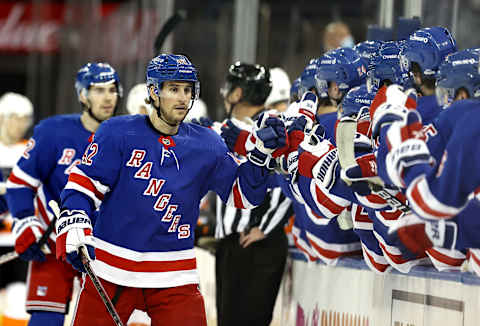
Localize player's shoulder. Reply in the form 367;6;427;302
447;99;480;113
449;101;480;138
182;122;224;144
35;113;82;134
97;115;146;135
37;113;81;128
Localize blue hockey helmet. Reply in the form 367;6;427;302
146;54;200;105
75;62;123;99
354;40;384;70
299;58;319;97
367;41;413;93
339;84;375;120
314;47;367;99
435;48;480;107
401;26;457;78
290;77;301;103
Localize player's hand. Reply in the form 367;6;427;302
12;216;51;262
283;91;318;129
369;85;417;140
56;209;95;273
388;213;458;259
246;113;287;169
297;126;336;190
295;91;318;130
280;123;326;180
341;152;378;196
221;119;250;156
381;110;433;188
239;227;266;248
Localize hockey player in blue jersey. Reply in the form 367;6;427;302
371;49;480;270
5;62;121;326
56;54;286;326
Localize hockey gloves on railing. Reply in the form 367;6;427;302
12;216;51;262
388;213;458;259
278;92;320;176
245;113;287;170
56;209;95;273
374;107;433;188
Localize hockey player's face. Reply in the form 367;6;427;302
328;81;342;105
158;81;193;124
4;114;31;142
87;83;118;121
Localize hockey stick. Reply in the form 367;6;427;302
153;10;187;55
336;119;411;213
48;201;124;326
0;206;57;266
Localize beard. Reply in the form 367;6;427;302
158;105;188;126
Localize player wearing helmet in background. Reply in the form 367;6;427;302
0;92;33;326
354;40;384;69
56;54;286;325
126;83;149;115
265;67;292;112
5;62;121;326
401;26;457;124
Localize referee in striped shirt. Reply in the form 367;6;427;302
215;62;293;326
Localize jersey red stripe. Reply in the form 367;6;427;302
232;180;245;209
426;248;465;267
95;248;197;273
410;180;452;219
8;172;37;190
68;173;105;201
314;185;345;215
363;248;389;273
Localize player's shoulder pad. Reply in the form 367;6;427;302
95;115;142;136
185;122;225;142
454;103;480;136
34;113;82;134
184;122;229;155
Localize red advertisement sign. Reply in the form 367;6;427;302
0;2;118;52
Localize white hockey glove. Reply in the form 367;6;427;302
55;209;95;273
369;84;418;139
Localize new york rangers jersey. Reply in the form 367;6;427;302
6;114;92;237
399;99;480;220
416;95;441;126
61;115;270;288
316;112;337;145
